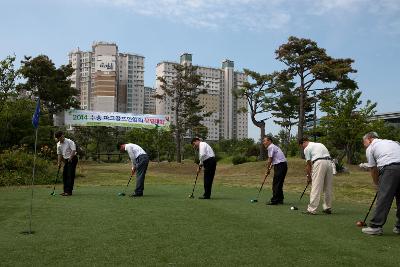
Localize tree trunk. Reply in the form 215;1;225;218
258;122;267;160
346;143;355;164
175;133;181;163
298;85;305;142
174;108;181;163
298;82;306;159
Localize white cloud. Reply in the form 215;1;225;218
86;0;292;31
83;0;400;33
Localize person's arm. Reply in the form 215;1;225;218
306;160;312;183
69;140;77;161
265;157;273;175
198;143;206;167
370;166;379;186
57;154;63;168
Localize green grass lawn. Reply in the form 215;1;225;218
1;160;399;266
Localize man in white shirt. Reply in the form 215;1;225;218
361;132;400;235
191;137;216;199
298;137;333;215
119;143;149;197
55;131;78;196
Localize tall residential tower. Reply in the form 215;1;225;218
155;53;248;140
68;41;144;113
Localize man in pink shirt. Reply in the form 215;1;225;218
263;136;288;205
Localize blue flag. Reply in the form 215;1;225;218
32;98;40;129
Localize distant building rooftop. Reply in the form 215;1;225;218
371;112;400;128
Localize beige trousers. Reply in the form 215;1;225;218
307;160;334;213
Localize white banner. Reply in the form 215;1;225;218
95;55;116;71
64;109;170;129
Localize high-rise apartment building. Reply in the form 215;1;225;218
155;53;248;140
68;41;144;113
144;87;156;114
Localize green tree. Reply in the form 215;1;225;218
156;63;210;163
0;55;19;113
270;75;299;155
275;36;357;143
18;55;80;122
237;69;277;160
318;89;377;164
0;98;53;151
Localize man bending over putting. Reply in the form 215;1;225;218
55;131;78;196
191;137;216;199
361;132;400;235
298;137;333;215
119;143;149;198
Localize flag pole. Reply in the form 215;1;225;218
27;127;39;234
21;98;40;235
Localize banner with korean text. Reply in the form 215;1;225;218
64;109;170;129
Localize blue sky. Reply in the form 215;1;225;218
1;0;399;140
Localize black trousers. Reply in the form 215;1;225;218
203;157;216;198
370;164;400;228
63;156;78;194
134;154;149;195
270;161;288;204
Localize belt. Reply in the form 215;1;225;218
204;157;215;162
312;157;331;164
384;162;400;167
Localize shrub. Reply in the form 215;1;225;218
232;155;247;165
0;148;56;186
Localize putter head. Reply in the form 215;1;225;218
250;199;258;203
188;194;194;199
118;192;126;196
50;192;56;196
290;206;298;210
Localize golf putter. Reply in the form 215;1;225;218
188;166;201;199
290;181;310;210
356;191;378;227
118;175;133;196
50;165;61;196
250;171;270;203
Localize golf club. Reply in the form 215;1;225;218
356;191;378;227
290;181;310;210
250;171;270;203
50;165;61;196
188;166;201;198
118;175;133;196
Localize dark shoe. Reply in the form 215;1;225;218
302;211;317;215
60;192;71;196
129;193;143;198
322;208;332;214
198;196;210;199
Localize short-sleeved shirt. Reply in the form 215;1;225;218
267;143;287;165
199;142;215;165
366;139;400;168
125;144;147;164
304;142;330;162
57;138;76;159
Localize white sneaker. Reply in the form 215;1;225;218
393;227;400;234
362;227;383;235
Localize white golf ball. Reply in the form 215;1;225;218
290;207;295;210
